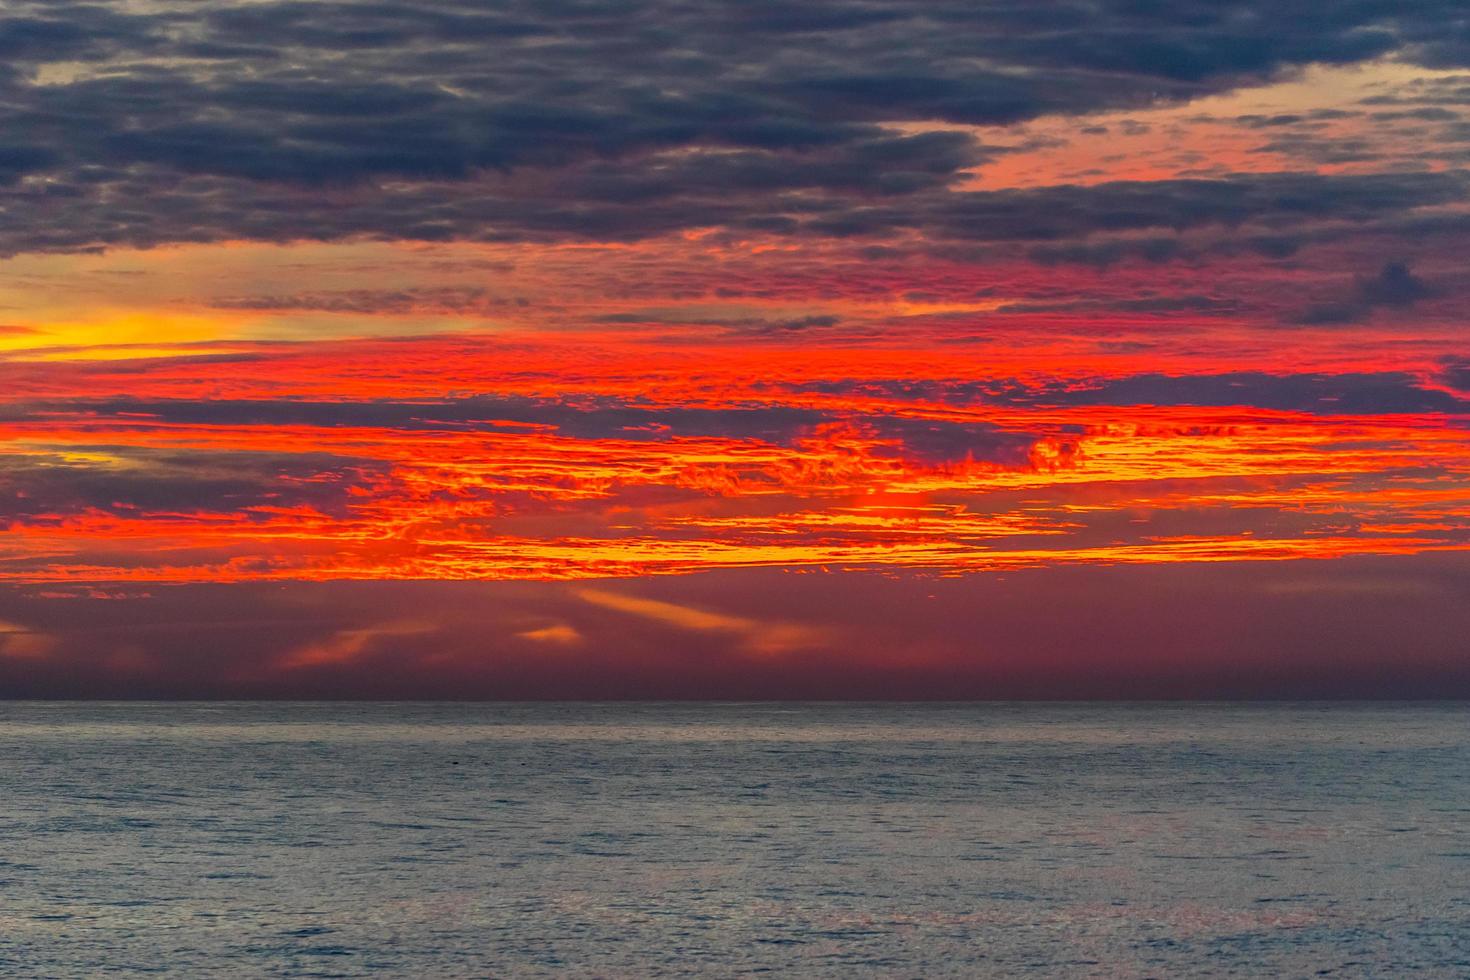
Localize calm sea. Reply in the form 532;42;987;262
1;702;1467;978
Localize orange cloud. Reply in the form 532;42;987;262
576;587;829;655
0;620;57;660
517;623;584;646
279;620;439;669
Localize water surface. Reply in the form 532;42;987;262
2;702;1467;977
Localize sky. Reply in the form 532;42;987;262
1;0;1469;697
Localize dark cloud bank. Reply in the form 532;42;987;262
0;0;1468;256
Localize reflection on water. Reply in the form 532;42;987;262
1;702;1467;977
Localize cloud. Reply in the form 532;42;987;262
1356;261;1436;307
1;394;824;442
0;448;391;523
1442;358;1470;392
576;586;826;655
517;623;583;646
209;287;527;316
924;174;1464;242
597;311;845;335
2;393;1044;464
279;619;438;669
996;294;1238;316
0;1;1464;256
0;618;56;659
1033;371;1470;414
789;372;1470;415
1296;261;1441;324
860;417;1037;466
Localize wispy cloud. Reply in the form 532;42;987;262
279;620;439;669
576;588;828;655
517;623;583;646
0;619;56;659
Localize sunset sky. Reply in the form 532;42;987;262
2;0;1469;697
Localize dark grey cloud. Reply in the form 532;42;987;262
1296;261;1441;324
1357;261;1436;306
995;294;1240;316
0;0;1467;256
0;395;827;441
965;174;1465;268
1250;134;1384;165
1361;75;1470;107
593;311;843;334
1399;18;1470;69
11;161;1455;261
1040;371;1470;414
1025;237;1189;267
1370;107;1463;122
909;173;1466;243
0;448;389;523
1441;358;1470;392
860;417;1037;467
786;371;1470;415
210;287;530;315
0;394;1041;466
0;145;56;185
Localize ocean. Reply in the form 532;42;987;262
1;702;1466;978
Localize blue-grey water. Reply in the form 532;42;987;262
1;703;1467;978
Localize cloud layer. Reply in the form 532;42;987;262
1;1;1469;257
